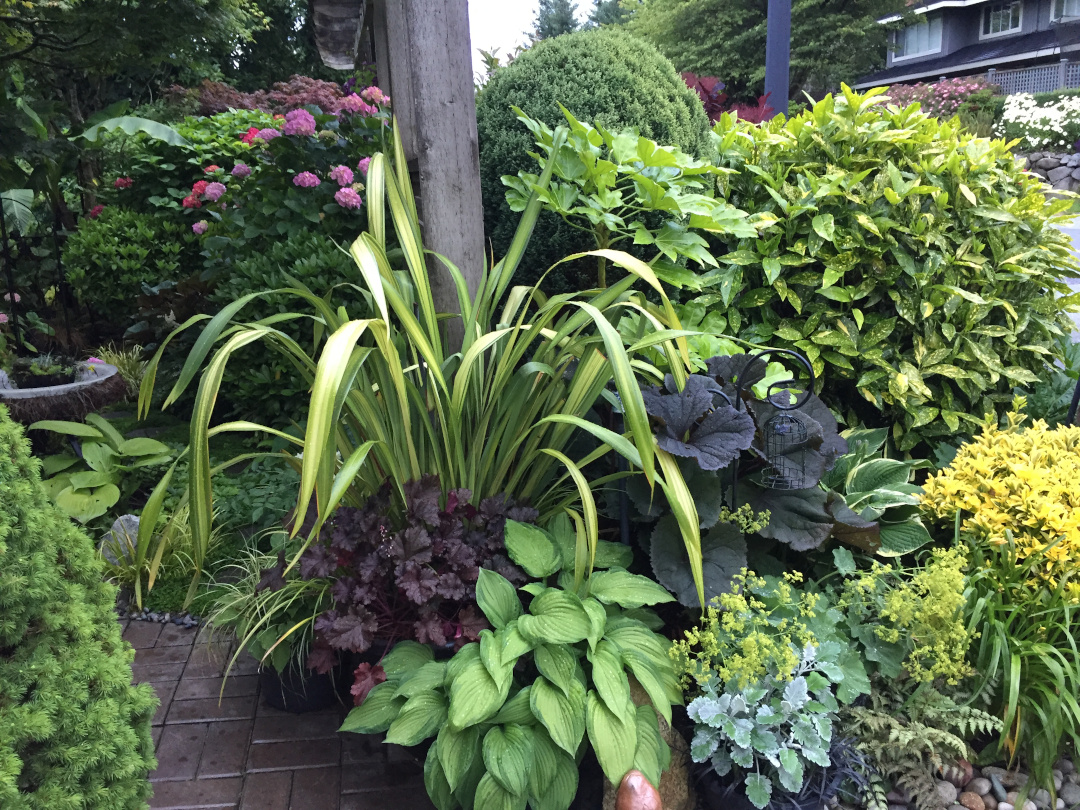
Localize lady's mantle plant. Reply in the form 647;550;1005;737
342;518;681;810
674;572;870;809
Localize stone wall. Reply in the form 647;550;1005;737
1020;152;1080;192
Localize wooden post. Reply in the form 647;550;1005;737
375;0;487;330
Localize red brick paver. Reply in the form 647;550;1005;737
123;621;434;810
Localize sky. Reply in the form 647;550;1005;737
467;0;591;78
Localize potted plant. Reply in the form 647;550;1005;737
10;353;78;388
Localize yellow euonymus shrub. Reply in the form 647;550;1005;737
921;404;1080;597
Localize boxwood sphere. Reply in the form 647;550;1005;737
476;28;713;294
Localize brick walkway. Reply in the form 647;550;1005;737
123;620;435;810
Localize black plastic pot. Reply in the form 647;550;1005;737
259;660;339;714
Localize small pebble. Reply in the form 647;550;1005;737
1058;801;1065;810
888;790;912;805
991;775;1009;803
961;792;986;810
162;612;170;623
999;803;1015;810
951;805;968;810
969;779;993;797
1008;793;1020;805
1059;761;1076;776
985;795;999;810
1035;789;1052;808
1056;773;1065;792
888;804;908;810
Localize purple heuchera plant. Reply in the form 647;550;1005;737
296;475;533;676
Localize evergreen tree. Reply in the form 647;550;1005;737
589;0;630;26
531;0;580;41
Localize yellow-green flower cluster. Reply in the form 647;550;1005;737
671;570;820;690
840;548;974;684
921;407;1080;599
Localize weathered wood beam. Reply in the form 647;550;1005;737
375;0;486;327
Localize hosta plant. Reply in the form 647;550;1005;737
341;519;680;810
709;85;1080;452
137;121;707;608
30;414;173;523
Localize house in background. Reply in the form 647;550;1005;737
854;0;1080;94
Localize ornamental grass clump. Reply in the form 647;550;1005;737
0;406;157;809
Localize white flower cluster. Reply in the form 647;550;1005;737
996;93;1080;150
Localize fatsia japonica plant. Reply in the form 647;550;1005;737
136;120;709;607
342;517;682;810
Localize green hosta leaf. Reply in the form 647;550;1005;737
385;692;447;746
424;743;456;810
535;644;578;698
517;589;592;645
118;437;172;457
528;726;561;798
394;661;447;698
437;724;481;792
587;568;675;609
481;629;514;693
504;520;562;578
448;653;506;730
530;739;578;810
620;650;675;724
474;772;527;810
877;519;933;557
493;686;534;725
530;677;587;756
592;540;634;570
589;640;634;723
498;620;534;664
340;682;405;734
848;458;911;491
633;706;671;789
483;724;534;796
745;772;773;809
54;483;121;523
476;568;522;629
381;641;434;681
581;597;607;652
586;690;638;785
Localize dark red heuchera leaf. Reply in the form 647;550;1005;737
306;641;339;675
457;605;487;643
398;561;440;604
404;475;441;526
414;609;447;647
318;610;379;652
299;543;337;580
351;663;386;706
256;550;286;593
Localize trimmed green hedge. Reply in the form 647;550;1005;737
0;405;157;810
476;28;712;293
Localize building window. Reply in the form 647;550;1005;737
1054;0;1080;19
894;14;943;59
982;1;1022;36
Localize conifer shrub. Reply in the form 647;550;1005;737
476;28;713;293
0;405;157;809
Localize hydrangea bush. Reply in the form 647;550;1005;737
884;77;998;119
995;92;1080;150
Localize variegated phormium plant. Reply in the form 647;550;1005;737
135;122;712;607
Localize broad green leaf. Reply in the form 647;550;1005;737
437;724;481;792
29;420;104;439
530;746;578;810
493;686;534;725
535;644;578;698
381;641;434;680
449;655;507;730
530;677;587;756
474;772;527;810
483;724;534;796
632;706;670;789
79;116;189;146
424;743;456;810
385;692;447;746
476;568;523;629
586;690;638;784
394;661;447;698
517;589;592;645
55;483;120;523
745;773;773;809
812;213;835;240
587;567;675;609
877;519;933;557
504;520;562;579
340;682;405;733
590;640;634;724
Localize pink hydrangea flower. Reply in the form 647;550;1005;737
329;165;354;186
337;94;378;116
114;176;133;189
191;180;209;196
87;357;104;364
335;187;363;209
254;127;281;142
283;108;317;137
182;195;201;209
88;204;105;218
0;313;8;324
204;182;226;202
204;165;221;174
192;220;209;235
357;157;371;176
232;163;251;178
3;292;20;303
361;86;389;105
293;171;321;188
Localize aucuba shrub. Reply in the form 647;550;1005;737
0;406;158;809
710;86;1080;452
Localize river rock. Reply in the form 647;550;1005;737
999;804;1015;810
1060;782;1080;807
1029;152;1044;162
1058;760;1076;776
1049;166;1074;184
938;781;961;805
1037;157;1061;169
99;514;140;566
1035;789;1052;808
615;771;662;810
962;792;987;810
985;795;999;810
969;779;993;797
888;789;913;805
1055;772;1065;792
986;768;1027;789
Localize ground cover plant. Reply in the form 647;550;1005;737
0;406;157;808
996;92;1080;151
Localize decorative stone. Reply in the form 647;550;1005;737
1048;165;1073;183
888;789;912;805
945;762;977;790
99;515;140;566
985;795;999;810
888;804;909;810
991;775;1009;802
998;803;1015;810
953;804;970;810
1036;157;1060;169
986;768;1027;789
1025;801;1038;810
1035;789;1052;808
615;771;662;810
1058;800;1066;810
939;781;961;806
1029;151;1044;162
969;779;993;797
961;792;987;810
1060;782;1080;807
1057;760;1076;776
1055;772;1065;792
